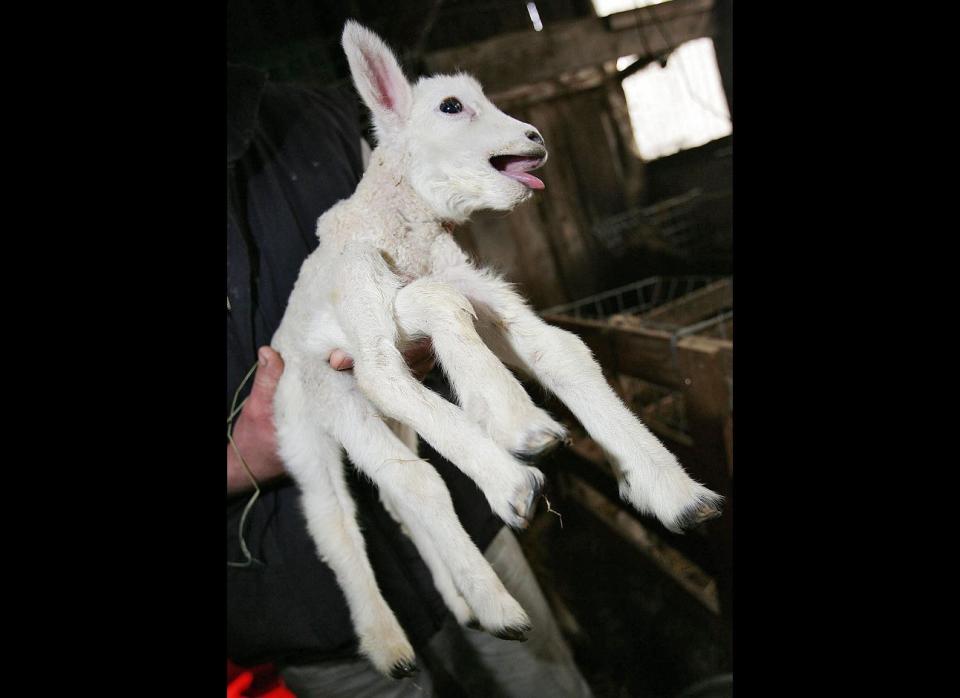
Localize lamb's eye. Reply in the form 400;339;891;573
439;97;463;114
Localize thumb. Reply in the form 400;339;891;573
251;346;285;401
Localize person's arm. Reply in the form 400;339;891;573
228;341;435;496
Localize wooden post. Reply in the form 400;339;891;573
676;336;732;649
676;336;732;493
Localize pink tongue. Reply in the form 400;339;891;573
505;171;545;190
502;158;545;190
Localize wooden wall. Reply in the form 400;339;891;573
432;0;729;309
456;81;648;309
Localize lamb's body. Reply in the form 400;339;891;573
267;21;723;679
271;147;557;676
274;146;453;362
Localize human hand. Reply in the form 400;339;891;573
329;338;435;380
228;341;436;495
227;347;286;496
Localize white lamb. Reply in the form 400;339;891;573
270;20;723;678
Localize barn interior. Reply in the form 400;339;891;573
228;1;734;695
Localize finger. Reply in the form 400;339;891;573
403;339;433;367
404;338;433;360
251;346;285;400
329;349;355;371
410;356;436;380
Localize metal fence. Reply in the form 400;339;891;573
542;274;717;320
542;275;733;433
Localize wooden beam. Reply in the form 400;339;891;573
489;66;609;110
543;313;731;390
568;421;704;490
566;474;720;615
640;394;695;447
567;429;613;474
425;0;716;98
642;278;732;326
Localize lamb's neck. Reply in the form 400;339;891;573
353;147;447;246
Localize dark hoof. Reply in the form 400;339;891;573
671;499;724;533
506;511;530;531
389;660;419;679
512;429;568;462
466;619;482;631
508;476;544;529
492;622;532;642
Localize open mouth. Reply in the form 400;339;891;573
489;153;546;191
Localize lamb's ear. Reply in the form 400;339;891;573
342;21;412;137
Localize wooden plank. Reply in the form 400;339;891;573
640;395;695;448
489;66;608;110
676;337;732;493
524;97;607;302
466;205;568;310
543;313;731;390
460;92;628;307
673;339;733;642
642;278;732;326
567;429;613;474
544;313;679;387
566;474;720;615
425;0;716;97
604;79;646;203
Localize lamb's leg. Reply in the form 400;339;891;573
383;487;477;627
334;245;544;529
379;420;475;627
395;278;566;458
439;263;724;533
273;364;417;678
316;366;532;639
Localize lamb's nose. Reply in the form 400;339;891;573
526;131;544;145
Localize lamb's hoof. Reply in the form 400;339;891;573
507;470;544;529
466;619;482;631
667;497;724;534
389;660;419;680
492;622;531;642
513;426;569;462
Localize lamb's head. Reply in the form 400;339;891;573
342;21;548;222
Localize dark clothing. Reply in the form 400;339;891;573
226;65;503;667
227;64;363;412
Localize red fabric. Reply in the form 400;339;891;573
227;660;296;698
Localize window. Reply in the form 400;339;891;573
620;37;731;161
591;0;671;16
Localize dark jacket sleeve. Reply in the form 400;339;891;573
226;67;502;667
